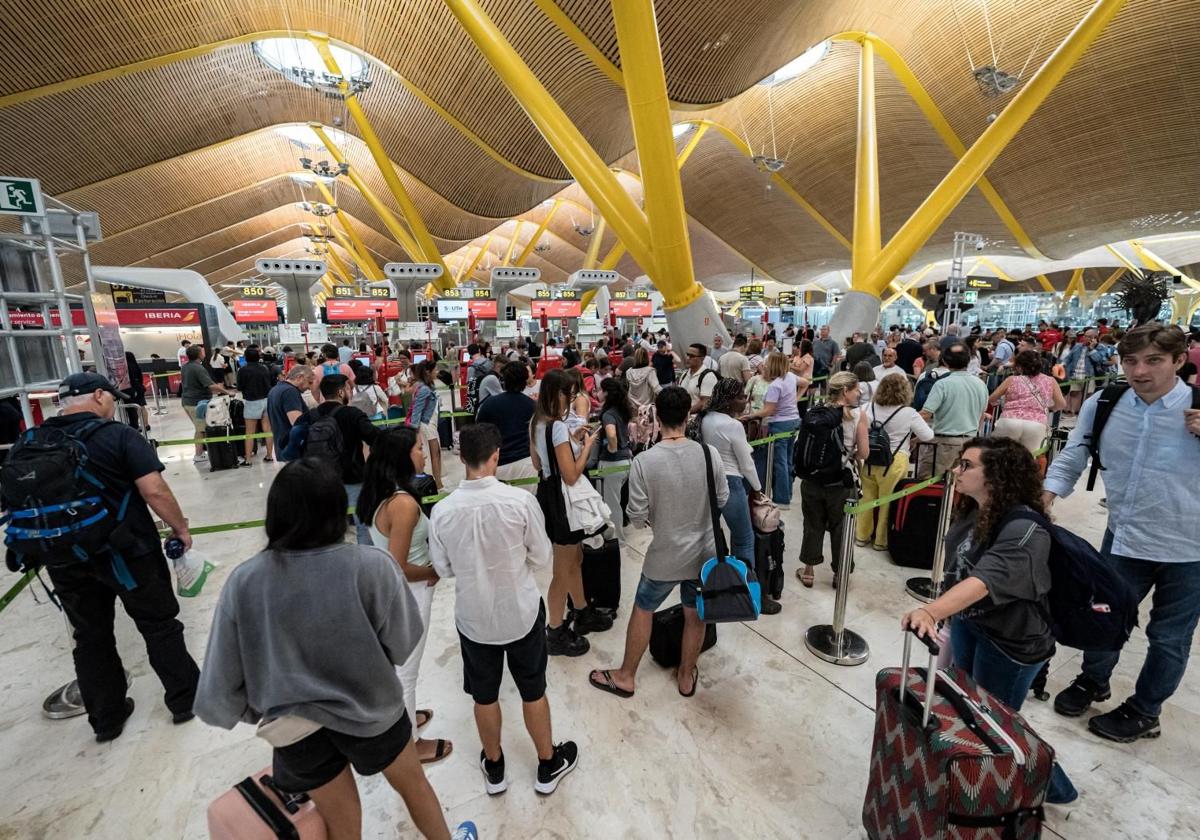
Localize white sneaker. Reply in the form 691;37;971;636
192;453;209;463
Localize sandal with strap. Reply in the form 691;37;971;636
415;709;433;728
678;666;698;698
588;669;634;698
418;738;453;764
796;566;815;588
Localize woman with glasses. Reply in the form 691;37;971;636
900;436;1077;805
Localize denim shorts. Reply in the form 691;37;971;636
634;574;700;612
242;398;267;420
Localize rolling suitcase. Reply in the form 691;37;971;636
582;536;621;615
207;766;327;839
205;425;239;472
648;604;717;668
886;479;945;569
437;414;453;450
862;630;1053;840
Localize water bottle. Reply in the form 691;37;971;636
164;537;186;560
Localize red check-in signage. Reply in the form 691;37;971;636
232;299;279;323
610;300;653;317
531;300;582;318
468;299;497;319
326;298;400;321
8;306;202;327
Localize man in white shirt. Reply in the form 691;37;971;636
678;343;718;411
176;339;191;369
872;347;901;384
718;334;753;382
429;423;578;797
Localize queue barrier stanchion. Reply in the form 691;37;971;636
904;469;957;603
803;497;869;667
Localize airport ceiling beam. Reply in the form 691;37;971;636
309;33;452;289
881;263;937;308
321;238;356;286
502;222;524;267
310;178;385;281
457;235;494;284
514;202;560;267
859;0;1129;299
442;0;655;278
1127;240;1200;291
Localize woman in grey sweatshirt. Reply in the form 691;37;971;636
194;459;475;840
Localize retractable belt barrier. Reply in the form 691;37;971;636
154;411;476;447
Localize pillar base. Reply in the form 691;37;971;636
664;292;730;352
828;290;882;340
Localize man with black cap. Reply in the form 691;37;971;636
35;373;200;742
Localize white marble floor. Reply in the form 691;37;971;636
0;404;1197;839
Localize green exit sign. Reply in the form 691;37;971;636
0;177;44;217
963;290;978;304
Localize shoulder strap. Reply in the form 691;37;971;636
1085;384;1130;491
544;422;561;480
700;442;729;560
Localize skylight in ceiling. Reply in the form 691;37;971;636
672;123;693;139
758;41;830;86
254;38;367;90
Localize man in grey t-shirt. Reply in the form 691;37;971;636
812;324;841;372
587;386;726;700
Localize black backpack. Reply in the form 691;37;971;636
793;405;847;486
302;406;345;464
865;404;906;469
1085;383;1200;490
466;372;482;416
912;368;946;411
995;509;1138;651
1;419;132;574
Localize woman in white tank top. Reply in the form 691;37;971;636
358;427;451;765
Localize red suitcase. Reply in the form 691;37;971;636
207;766;327;839
862;631;1053;840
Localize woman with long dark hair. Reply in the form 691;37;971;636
195;459;476;840
529;368;608;657
358;428;452;765
597;377;633;542
901;436;1077;804
407;362;443;488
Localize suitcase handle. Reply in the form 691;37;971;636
234;777;300;840
899;629;940;728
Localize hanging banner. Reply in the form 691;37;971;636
89;293;130;390
232;299;280;323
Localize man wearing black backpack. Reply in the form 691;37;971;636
311;374;381;544
1044;324;1200;744
3;373;200;742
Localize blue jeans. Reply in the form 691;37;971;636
344;482;372;546
1081;531;1200;718
951;618;1076;803
722;476;755;566
767;418;800;505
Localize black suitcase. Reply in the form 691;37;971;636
205;425;240;472
649;604;717;668
886;478;946;569
582;537;621;614
438;415;452;450
753;527;785;600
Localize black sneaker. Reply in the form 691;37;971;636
1054;674;1111;717
171;710;195;725
534;741;579;795
760;596;782;616
546;624;590;657
572;605;613;635
479;750;507;795
95;698;135;743
1088;701;1161;743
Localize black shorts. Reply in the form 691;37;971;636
271;713;412;793
459;601;548;705
536;477;583;545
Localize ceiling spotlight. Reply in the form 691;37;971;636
305;202;337;217
973;66;1020;97
534;239;551;253
574;223;595;237
752;155;787;173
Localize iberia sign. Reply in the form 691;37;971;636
232;299;280;323
9;306;201;327
325;298;400;321
531;300;582;318
610;300;653;317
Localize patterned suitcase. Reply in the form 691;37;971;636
862;631;1053;840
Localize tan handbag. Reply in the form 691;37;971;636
749;491;782;533
255;715;322;748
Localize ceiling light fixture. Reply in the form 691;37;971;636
758;41;830;86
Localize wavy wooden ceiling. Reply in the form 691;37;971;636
2;0;1197;298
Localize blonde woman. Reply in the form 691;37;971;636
744;352;808;508
796;372;868;588
855;374;933;550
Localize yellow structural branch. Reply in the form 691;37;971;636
321;237;356;285
860;0;1129;296
310;34;451;290
1128;241;1200;291
881;263;937;308
442;0;655;277
1104;243;1144;278
457;236;493;283
1094;267;1125;297
502;222;523;266
851;37;881;293
310;179;384;280
514;202;560;267
611;0;700;309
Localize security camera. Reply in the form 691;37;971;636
974;240;985;251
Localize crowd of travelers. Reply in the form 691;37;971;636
8;314;1199;838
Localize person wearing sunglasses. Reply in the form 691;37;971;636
900;436;1077;805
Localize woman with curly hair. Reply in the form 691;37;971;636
901;436;1077;804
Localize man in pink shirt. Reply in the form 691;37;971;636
311;343;355;400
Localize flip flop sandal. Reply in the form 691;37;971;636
419;738;453;765
415;709;433;728
678;666;698;698
588;669;634;698
796;567;815;588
